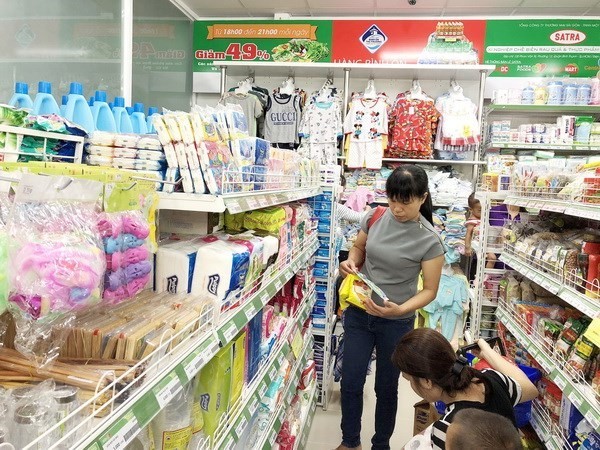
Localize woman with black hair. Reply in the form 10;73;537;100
392;328;538;450
336;165;445;450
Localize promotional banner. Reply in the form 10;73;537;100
331;20;487;65
193;20;333;71
193;19;599;77
484;19;600;78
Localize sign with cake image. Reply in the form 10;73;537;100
418;21;480;65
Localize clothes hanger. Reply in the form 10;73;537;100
280;77;295;95
234;77;253;95
363;78;377;100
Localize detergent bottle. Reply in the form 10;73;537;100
112;97;133;133
88;96;95;106
130;102;148;134
147;106;159;133
64;82;95;133
59;95;68;117
8;82;34;109
91;90;117;132
32;81;60;116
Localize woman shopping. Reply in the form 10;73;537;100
337;165;445;450
392;328;539;450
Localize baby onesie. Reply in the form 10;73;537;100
343;98;388;169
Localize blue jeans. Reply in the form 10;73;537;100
340;306;414;450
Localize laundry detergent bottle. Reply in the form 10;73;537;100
112;96;133;133
91;90;117;132
147;106;159;133
59;95;68;117
32;81;60;116
8;82;34;109
64;82;95;133
130;102;148;134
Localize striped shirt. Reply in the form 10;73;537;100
338;203;366;223
430;369;523;450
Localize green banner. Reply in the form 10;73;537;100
193;20;333;72
484;19;600;77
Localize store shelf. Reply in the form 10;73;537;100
496;305;600;431
487;142;600;153
71;237;318;450
487;104;600;114
215;61;495;81
214;290;315;449
504;194;600;222
0;124;85;163
216;237;319;345
475;190;509;202
157;186;320;213
530;399;569;450
296;382;319;450
499;250;599;319
258;335;314;450
338;155;486;165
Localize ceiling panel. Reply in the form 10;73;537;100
308;0;375;7
449;0;520;6
520;0;597;6
516;7;591;14
242;0;308;8
376;0;447;8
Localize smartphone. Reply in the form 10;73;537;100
459;337;506;356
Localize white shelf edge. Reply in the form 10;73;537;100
338;155;487;165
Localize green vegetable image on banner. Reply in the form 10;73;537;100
193;20;333;72
484;19;600;78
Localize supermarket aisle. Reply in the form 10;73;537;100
306;372;421;449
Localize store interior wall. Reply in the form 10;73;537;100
0;0;192;112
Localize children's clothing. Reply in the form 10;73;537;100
344;98;388;169
264;93;302;147
299;100;342;165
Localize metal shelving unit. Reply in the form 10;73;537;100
0;124;85;163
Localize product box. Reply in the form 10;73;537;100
559;396;584;436
159;209;220;236
413;401;440;435
230;329;247;405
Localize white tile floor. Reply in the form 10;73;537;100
306;373;421;449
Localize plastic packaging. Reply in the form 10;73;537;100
131;103;148;134
112;97;134;134
7;174;105;365
32;81;60;116
151;380;193;450
8;82;33;109
147;106;159;133
91;90;117;132
64;82;95;133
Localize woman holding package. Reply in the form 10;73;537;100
337;165;445;450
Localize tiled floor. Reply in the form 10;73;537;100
306;373;421;449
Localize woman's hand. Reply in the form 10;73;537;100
340;259;359;277
476;338;494;360
363;297;404;318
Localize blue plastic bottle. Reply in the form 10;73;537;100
112;97;133;133
59;95;68;117
64;82;95;133
147;106;159;133
130;103;148;134
32;81;60;116
91;90;117;132
89;96;95;106
126;106;134;115
8;82;34;109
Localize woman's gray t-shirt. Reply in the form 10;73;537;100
360;208;445;319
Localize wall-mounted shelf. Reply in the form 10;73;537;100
487;142;600;153
487;104;600;114
504;194;600;222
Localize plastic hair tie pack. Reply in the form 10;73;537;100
8;174;105;319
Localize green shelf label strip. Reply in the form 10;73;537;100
225;187;320;214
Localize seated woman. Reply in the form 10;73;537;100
392;328;538;450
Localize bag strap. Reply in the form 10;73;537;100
367;206;387;231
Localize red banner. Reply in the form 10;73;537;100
331;20;487;65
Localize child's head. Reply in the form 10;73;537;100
446;409;522;450
391;328;479;402
468;192;482;218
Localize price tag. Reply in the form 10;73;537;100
259;383;268;398
223;323;238;342
569;392;584;410
235;417;248;438
270;367;278;381
257;197;269;208
102;415;141;450
269;431;277;447
245;304;257;322
588;413;600;431
184;351;206;381
261;291;270;304
249;397;259;415
246;197;259;210
154;375;182;409
291;330;303;359
554;374;567;391
278;354;285;367
228;200;241;214
223;436;236;450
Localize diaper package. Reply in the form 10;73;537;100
243;207;287;234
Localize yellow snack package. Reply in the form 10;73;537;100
339;274;372;311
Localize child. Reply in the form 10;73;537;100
446;409;522;450
392;328;538;450
465;192;497;269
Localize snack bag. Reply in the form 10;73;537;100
339;274;372;311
